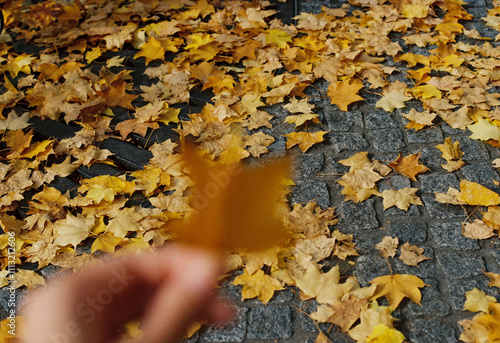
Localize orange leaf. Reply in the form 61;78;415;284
327;78;364;111
171;144;291;251
388;152;430;181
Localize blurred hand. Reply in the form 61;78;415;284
20;245;233;343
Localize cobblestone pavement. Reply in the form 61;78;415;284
1;0;499;342
191;1;500;342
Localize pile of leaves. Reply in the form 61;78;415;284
2;0;500;341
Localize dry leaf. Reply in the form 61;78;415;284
464;288;497;313
399;242;430;267
232;269;283;304
389;153;430;181
381;188;423;211
375;236;399;258
370;274;428;309
463;220;495;240
284;131;328;153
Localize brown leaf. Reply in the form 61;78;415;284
375;236;399;258
389;152;430;181
399;242;430;267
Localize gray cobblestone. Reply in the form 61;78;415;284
297;153;325;178
437;253;485;280
406;127;444;144
421;194;466;219
202;306;248;342
408;319;458;343
389;222;427;243
402;279;451;317
459;137;490;161
461;163;500;187
447;277;497;310
430;222;480;251
329;132;369;153
364;110;399;129
353;255;392;286
247;306;293;340
291;180;330;208
324;109;363;132
366;129;406;153
393;247;435;278
420;174;460;194
378;175;411;191
338;199;379;231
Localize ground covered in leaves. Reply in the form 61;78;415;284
2;0;500;342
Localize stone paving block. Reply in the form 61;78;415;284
430;222;480;251
421;194;466;220
297;299;337;334
326;157;350;175
291;180;330;209
366;129;406;153
338;199;379;231
405;127;444;144
436;253;485;280
299;0;332;13
408;319;458;343
447;277;497;310
383;203;421;217
247;306;293;340
389;222;427;243
378;175;411;191
402;279;451;317
353;255;392;286
202;306;248;342
329;132;369;154
459;137;490;161
418;147;446;169
324;109;363;132
297;153;325;178
420;173;460;193
461;163;500;187
245;288;295;305
393;247;435;279
364;110;399;129
267;135;286;157
352;231;387;255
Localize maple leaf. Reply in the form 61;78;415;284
284;131;328;153
381;188;423;211
457;180;500;206
12;269;46;291
244;132;275;157
52;213;95;248
468;117;500;142
134;37;165;65
370;274;428;309
284;113;320;127
328;294;369;332
365;324;405;343
265;29;292;48
463;220;495;240
327;79;364;111
283;97;315;113
231;269;283;304
375;236;398;258
388;152;429;181
348;301;396;343
464;288;497;313
399;242;429;267
484;271;500;289
436;137;465;172
0;111;31;131
295;264;357;305
172;144;290;251
375;90;412;112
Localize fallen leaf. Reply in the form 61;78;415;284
370;274;428;309
284;131;328;153
375;90;412;112
375;236;399;258
327;78;364;111
464;288;497;313
463;220;495;240
436;137;465;172
399;242;429;267
365;324;405;343
232;269;283;304
381;188;423;211
468;117;500;142
457;180;500;206
389;152;430;181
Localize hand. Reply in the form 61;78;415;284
20;245;233;343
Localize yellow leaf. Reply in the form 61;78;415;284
134;37;165;65
464;288;497;313
484;271;500;288
327;79;364;111
375;236;399;258
381;188;423;211
399;242;430;267
348;301;396;343
370;274;428;310
436;137;465;172
284;131;328;153
468;117;500;142
265;29;292;49
52;213;95;248
284;113;320;127
185;33;214;50
411;84;442;100
91;232;122;254
366;324;405;343
85;47;102;63
375;90;412;112
232;269;283;304
13;269;45;291
457;180;500;206
172;144;291;251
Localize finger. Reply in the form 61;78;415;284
137;251;222;343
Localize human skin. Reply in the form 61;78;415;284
20;245;233;343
